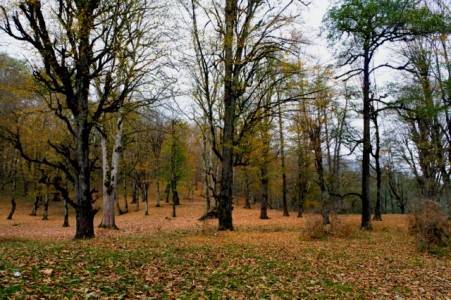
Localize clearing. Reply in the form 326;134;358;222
0;198;449;299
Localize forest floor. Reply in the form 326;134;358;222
0;197;450;299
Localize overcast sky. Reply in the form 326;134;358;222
0;0;401;92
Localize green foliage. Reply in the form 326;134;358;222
324;0;450;55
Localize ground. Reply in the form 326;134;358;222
0;197;449;299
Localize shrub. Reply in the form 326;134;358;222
409;200;450;255
304;214;354;239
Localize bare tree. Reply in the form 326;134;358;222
0;0;163;238
186;0;309;230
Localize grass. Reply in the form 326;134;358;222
0;200;450;299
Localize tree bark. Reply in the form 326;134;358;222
132;181;138;204
243;170;251;209
74;116;95;239
42;194;49;221
63;198;69;227
172;184;178;218
123;178;128;214
372;107;382;221
361;51;372;230
7;153;18;220
143;183;149;216
99;115;124;229
30;195;40;216
217;0;236;231
260;164;270;220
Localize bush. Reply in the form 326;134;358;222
304;214;354;239
409;200;450;255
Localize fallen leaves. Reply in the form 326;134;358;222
40;268;53;276
0;201;449;299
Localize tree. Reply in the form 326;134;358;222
0;0;168;238
161;120;188;218
95;0;172;228
0;54;34;220
277;103;289;216
324;0;447;229
395;39;449;202
187;0;307;230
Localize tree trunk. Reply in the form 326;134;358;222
143;183;149;216
260;164;270;220
296;126;307;218
132;180;138;204
361;52;372;230
74;116;95;239
7;195;16;220
99;132;114;228
63;198;69;227
165;183;170;203
217;0;236;231
311;124;329;225
30;195;40;216
278;105;289;216
171;180;178;218
372;110;382;221
7;153;18;220
99;115;124;229
297;194;304;218
123;178;128;214
42;194;49;220
202;132;212;212
135;184;140;211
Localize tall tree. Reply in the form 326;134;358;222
324;0;446;229
277;103;289;216
187;0;307;230
0;0;160;238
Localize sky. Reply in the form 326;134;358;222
0;0;401;98
0;1;334;60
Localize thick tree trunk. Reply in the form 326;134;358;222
74;116;95;239
217;0;236;231
278;105;289;216
99;116;123;229
75;205;95;239
361;52;372;230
